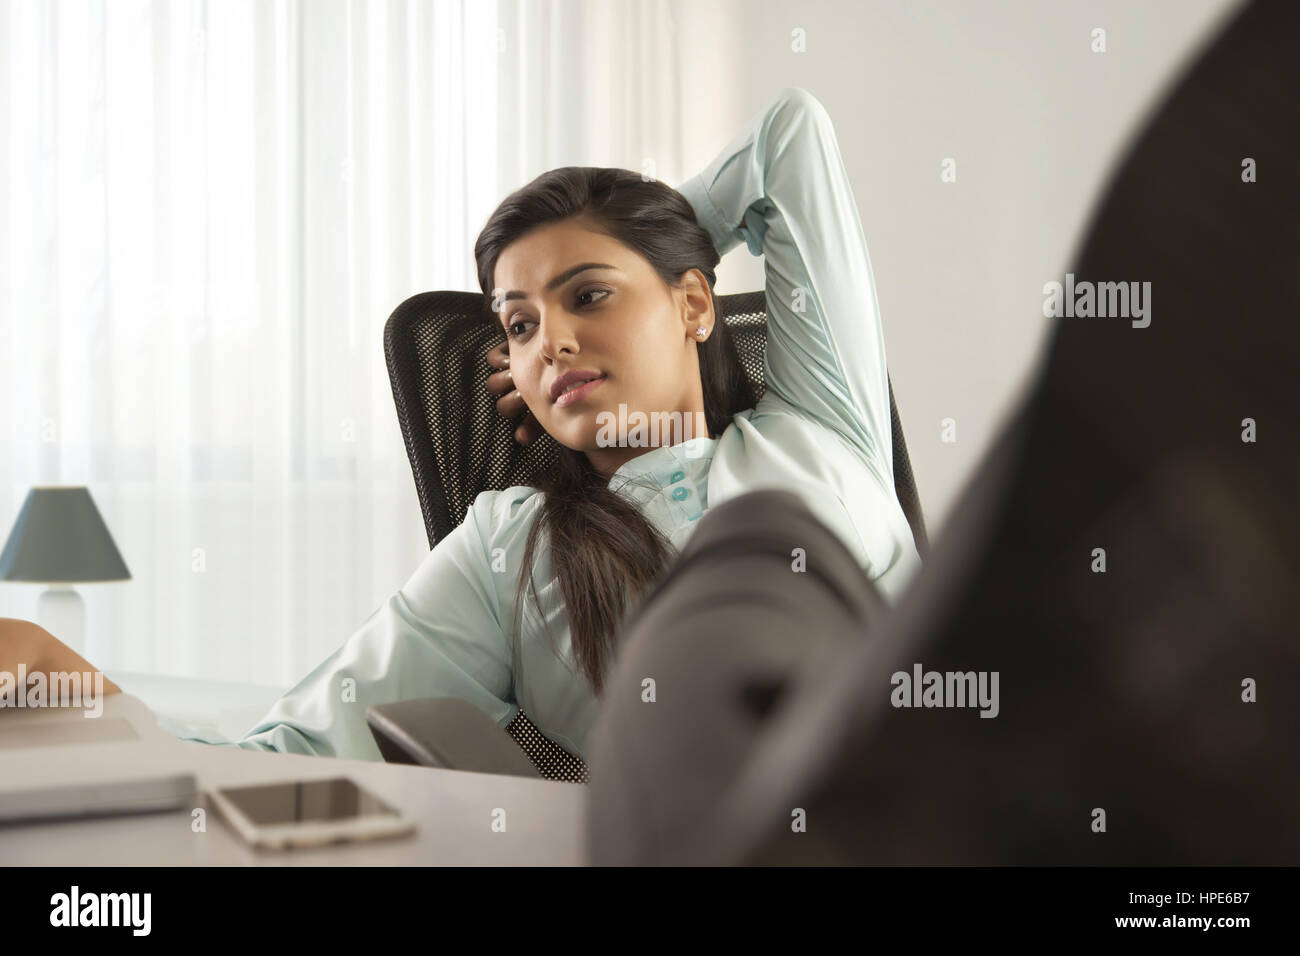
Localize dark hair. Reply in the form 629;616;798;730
474;166;757;695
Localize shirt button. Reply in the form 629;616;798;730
670;470;685;483
672;487;689;501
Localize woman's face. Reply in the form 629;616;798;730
492;216;715;478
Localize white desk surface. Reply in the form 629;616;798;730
0;693;590;866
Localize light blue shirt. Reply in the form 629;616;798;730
163;87;921;764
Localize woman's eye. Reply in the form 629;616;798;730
505;288;610;339
577;287;611;307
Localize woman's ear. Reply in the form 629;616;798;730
679;268;715;335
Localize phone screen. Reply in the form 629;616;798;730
215;777;400;826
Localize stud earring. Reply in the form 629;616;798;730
695;326;708;339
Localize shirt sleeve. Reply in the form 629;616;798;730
165;490;519;761
676;86;894;484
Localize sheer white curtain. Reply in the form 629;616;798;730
0;0;683;688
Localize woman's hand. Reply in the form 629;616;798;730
0;617;122;701
485;341;542;447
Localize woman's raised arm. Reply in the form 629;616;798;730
676;87;895;488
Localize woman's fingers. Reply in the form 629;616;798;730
484;340;540;446
514;412;542;446
485;340;510;371
500;391;543;446
492;378;527;417
485;366;514;397
484;343;526;416
484;341;513;396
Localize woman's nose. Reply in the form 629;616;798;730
538;311;581;358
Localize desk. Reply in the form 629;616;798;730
0;694;589;865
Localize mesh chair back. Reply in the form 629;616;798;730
383;289;929;782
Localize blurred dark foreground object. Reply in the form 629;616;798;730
586;0;1300;864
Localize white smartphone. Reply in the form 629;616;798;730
209;777;416;850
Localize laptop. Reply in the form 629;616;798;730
0;692;197;823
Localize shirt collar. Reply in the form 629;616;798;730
606;435;718;491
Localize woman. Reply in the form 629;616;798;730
3;87;921;766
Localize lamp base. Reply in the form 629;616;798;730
37;586;85;657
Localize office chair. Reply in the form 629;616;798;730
380;289;928;782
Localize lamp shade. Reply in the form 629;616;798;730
0;486;131;584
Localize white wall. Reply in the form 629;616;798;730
673;0;1245;536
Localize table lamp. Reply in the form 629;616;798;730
0;485;131;656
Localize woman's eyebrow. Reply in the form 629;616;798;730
501;263;619;305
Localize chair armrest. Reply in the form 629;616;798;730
365;698;542;779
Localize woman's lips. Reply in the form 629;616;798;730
554;375;607;408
